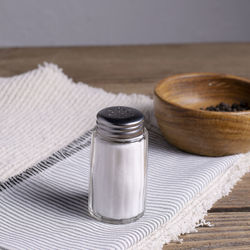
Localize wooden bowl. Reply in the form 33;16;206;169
154;73;250;156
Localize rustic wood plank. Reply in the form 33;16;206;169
210;172;250;211
1;44;250;249
164;212;250;249
1;43;250;96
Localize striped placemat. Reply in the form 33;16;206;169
0;64;249;250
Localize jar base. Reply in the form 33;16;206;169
89;208;144;224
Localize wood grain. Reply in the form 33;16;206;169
164;212;250;250
211;172;250;211
1;43;250;96
154;73;250;156
1;43;250;249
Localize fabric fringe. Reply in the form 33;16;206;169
0;130;93;191
130;152;250;250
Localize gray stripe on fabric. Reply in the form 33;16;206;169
0;127;241;250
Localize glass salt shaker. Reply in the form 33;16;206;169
88;106;148;224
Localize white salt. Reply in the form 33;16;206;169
91;136;146;220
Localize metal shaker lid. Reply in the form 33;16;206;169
96;106;145;141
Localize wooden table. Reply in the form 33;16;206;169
1;44;250;249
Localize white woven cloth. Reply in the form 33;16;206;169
0;63;249;250
0;63;152;182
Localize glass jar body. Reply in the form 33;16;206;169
88;128;148;224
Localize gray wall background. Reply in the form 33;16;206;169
0;0;249;47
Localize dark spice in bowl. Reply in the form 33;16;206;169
201;102;250;112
